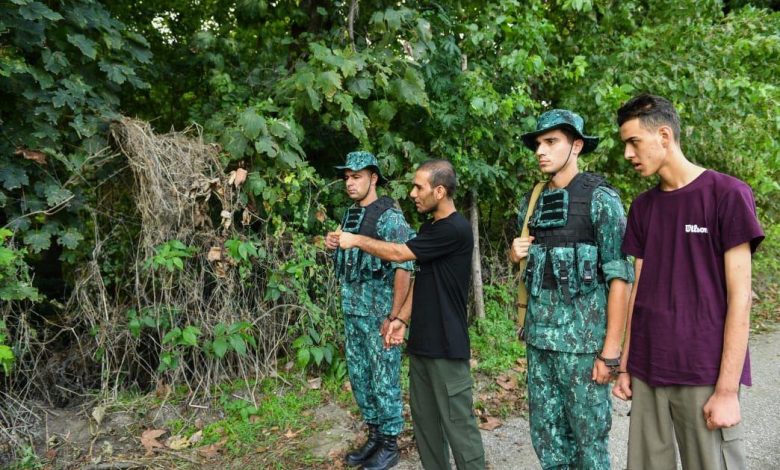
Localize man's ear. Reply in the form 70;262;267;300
434;185;445;200
370;172;379;186
658;126;674;147
573;138;584;155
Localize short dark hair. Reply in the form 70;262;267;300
617;94;681;143
418;159;457;198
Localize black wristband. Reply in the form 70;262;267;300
390;316;408;327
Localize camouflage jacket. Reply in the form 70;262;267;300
338;205;415;317
516;184;634;353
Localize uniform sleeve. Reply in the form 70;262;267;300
377;208;416;271
591;187;634;283
717;182;765;253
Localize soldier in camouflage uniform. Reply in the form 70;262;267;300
509;110;634;469
325;151;414;470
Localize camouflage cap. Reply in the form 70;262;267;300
521;109;599;154
334;151;387;185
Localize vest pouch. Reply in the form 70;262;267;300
524;244;547;297
360;253;389;280
576;243;599;295
550;246;578;304
531;189;569;229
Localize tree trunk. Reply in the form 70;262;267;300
470;190;486;320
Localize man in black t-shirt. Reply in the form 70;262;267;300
338;160;486;470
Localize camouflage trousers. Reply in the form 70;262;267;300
527;345;611;470
344;314;403;436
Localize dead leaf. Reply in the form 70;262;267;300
197;438;226;459
91;405;106;426
188;430;203;445
496;374;517;391
342;381;352;392
167;435;190;450
220;210;232;219
45;449;57;460
155;381;172;399
315;210;327;223
241;208;251;226
284;361;294;372
284;428;304;439
194;418;204;430
207;246;222;262
15;148;47;165
233;168;248;187
140;429;166;456
307;377;322;389
478;416;502;431
469;358;479;369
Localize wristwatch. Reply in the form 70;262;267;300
596;352;621;377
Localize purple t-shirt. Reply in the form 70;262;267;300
622;170;764;387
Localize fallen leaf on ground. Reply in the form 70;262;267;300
188;430;203;445
140;429;166;456
284;428;304;438
496;374;517;391
197;438;226;459
91;406;106;425
478;416;502;431
207;246;222;261
307;377;322;389
167;434;190;450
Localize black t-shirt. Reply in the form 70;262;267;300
405;211;473;359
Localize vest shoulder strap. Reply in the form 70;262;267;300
358;196;397;239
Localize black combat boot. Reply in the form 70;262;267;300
345;423;381;466
361;434;399;470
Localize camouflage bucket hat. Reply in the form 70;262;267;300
334;151;387;185
521;109;600;155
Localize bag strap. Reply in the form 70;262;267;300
516;181;546;341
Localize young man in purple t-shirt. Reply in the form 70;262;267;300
613;94;764;469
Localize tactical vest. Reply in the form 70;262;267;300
528;172;608;303
334;196;396;283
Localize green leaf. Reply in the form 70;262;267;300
67;34;98;60
0;166;29;190
296;348;310;368
347;77;373;99
182;326;200;346
19;2;63;21
317;71;342;98
311;347;324;366
229;335;247;356
57;228;84;249
42;182;73;207
254;137;277;158
23;231;51;253
238;109;266;140
213;338;228;358
0;283;41;301
345;109;369;141
98;61;129;84
162;327;182;344
42;50;70;74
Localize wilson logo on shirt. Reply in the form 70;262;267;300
685;224;709;234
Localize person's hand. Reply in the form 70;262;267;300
612;372;632;401
380;317;391;338
325;226;342;250
383;319;406;348
592;358;612;385
510;236;534;263
339;232;358;249
703;390;741;430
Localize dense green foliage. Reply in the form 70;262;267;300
1;0;778;404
